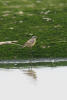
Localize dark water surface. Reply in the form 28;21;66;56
0;65;67;100
0;58;67;64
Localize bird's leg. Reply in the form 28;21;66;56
29;47;33;69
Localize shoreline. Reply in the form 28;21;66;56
0;58;67;64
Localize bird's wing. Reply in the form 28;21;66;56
23;38;36;47
26;38;35;44
24;39;34;45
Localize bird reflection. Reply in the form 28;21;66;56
23;68;37;80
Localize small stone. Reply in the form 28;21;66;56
27;14;33;16
41;45;46;48
14;64;17;66
2;14;9;17
47;46;51;48
19;20;23;23
36;0;41;3
54;24;62;28
43;17;52;21
29;33;33;36
9;27;14;30
18;11;24;15
44;10;51;14
3;11;11;13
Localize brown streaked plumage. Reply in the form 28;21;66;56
23;36;37;48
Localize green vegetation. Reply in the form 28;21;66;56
0;0;67;60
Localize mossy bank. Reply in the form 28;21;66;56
0;0;67;60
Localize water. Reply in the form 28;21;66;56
0;66;67;100
0;58;67;64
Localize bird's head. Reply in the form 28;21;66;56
32;36;37;39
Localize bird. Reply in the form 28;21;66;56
22;36;37;48
22;36;37;67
